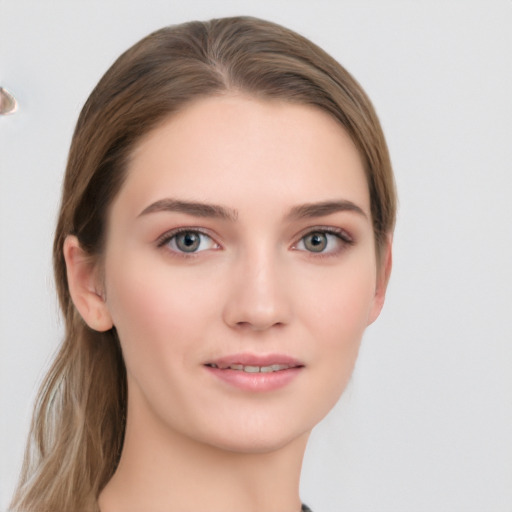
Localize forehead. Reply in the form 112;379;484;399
116;94;370;219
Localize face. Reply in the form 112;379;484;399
99;95;387;453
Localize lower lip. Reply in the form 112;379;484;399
204;366;303;392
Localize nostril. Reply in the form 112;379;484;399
233;320;285;331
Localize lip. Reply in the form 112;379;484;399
204;353;304;392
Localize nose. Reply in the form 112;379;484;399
222;248;292;331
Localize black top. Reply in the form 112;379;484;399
301;504;313;512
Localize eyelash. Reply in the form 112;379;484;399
156;226;354;258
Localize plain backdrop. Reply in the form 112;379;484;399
1;1;511;511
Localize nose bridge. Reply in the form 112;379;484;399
223;241;291;330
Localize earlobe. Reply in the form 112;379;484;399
63;236;113;332
367;236;393;326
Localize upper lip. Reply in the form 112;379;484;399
204;353;304;369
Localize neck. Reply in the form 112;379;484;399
98;396;309;512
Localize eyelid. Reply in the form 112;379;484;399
293;225;354;244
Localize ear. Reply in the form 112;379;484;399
367;235;393;326
63;235;113;332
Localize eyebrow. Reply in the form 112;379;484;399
138;198;367;221
138;199;238;221
287;200;368;220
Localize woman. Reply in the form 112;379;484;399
11;16;395;512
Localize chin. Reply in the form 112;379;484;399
186;406;322;457
204;427;311;456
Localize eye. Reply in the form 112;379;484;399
294;229;353;255
158;229;219;254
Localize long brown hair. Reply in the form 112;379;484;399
11;16;396;512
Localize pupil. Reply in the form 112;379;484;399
184;234;196;246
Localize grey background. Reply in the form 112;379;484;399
1;1;511;511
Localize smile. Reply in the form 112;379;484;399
205;363;294;373
204;354;304;392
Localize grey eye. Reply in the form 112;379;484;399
175;232;202;252
161;229;219;255
303;232;328;252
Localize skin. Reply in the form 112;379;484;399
64;94;391;512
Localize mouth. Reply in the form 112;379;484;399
203;354;304;392
204;363;299;373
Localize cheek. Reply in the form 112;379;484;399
299;255;377;339
297;258;376;396
103;256;218;366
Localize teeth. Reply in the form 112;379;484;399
207;363;294;372
261;364;289;373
